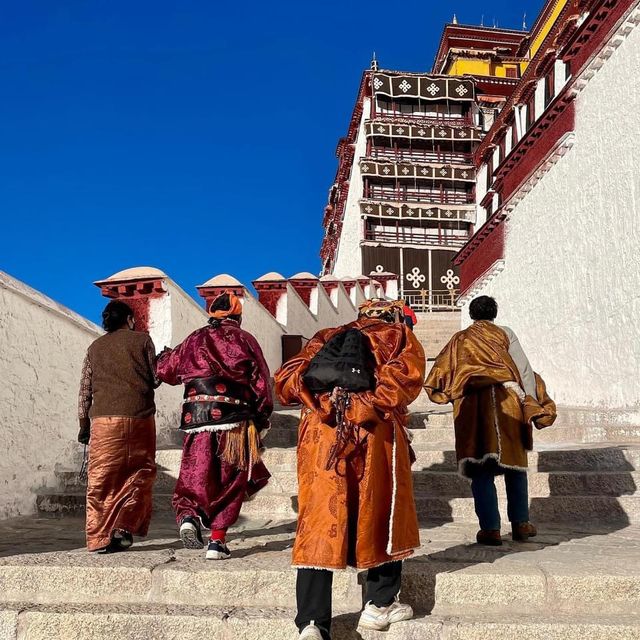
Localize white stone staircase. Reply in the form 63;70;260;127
1;405;640;639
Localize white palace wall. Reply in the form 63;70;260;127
461;21;640;410
333;98;371;278
0;272;102;518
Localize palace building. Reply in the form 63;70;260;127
320;22;531;311
323;0;640;407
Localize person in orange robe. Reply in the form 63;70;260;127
275;299;425;640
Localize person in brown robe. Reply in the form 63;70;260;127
275;299;425;640
424;295;556;546
78;300;159;553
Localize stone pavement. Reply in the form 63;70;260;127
1;516;640;638
1;403;640;638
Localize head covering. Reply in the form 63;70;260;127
208;291;243;319
358;298;405;323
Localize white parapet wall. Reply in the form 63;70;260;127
154;279;210;445
0;271;102;519
94;268;210;446
460;17;640;410
0;265;399;520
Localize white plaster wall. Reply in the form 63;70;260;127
239;292;285;374
492;146;500;169
386;280;399;299
148;294;172;352
153;280;209;446
514;104;525;140
334;284;358;319
462;22;640;409
0;272;102;518
505;126;513;156
554;59;568;94
314;285;343;328
476;164;488;228
278;283;359;342
167;281;208;349
333;98;371;278
534;78;546;121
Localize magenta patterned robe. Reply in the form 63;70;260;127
156;319;272;528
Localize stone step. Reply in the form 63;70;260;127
35;487;640;524
410;444;640;473
53;466;640;499
156;443;640;474
2;605;638;640
1;523;639;616
420;495;640;523
410;424;640;446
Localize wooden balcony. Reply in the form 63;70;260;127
364;228;470;247
371;111;475;126
368;147;474;164
364;185;474;205
403;289;459;312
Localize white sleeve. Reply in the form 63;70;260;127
502;326;537;399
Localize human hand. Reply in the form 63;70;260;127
78;418;90;444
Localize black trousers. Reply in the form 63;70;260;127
295;561;403;639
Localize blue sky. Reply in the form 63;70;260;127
0;0;542;323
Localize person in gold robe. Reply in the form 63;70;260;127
78;300;159;553
425;295;556;546
275;299;425;640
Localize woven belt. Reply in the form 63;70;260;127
183;394;249;406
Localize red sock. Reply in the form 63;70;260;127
210;528;227;543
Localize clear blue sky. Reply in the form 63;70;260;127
0;0;542;323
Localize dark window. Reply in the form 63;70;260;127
526;95;535;130
486;156;493;192
486;198;493;218
512;121;518;149
506;66;519;78
544;68;555;108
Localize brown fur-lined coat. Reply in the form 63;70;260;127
425;321;556;477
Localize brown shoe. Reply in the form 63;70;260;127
511;522;537;541
476;529;503;546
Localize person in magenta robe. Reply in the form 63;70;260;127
156;291;272;559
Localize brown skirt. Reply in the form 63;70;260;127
86;416;157;551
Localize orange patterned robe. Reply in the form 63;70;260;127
275;318;425;570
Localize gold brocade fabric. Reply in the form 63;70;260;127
425;321;557;477
86;416;157;551
275;318;425;570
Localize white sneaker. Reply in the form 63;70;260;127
299;621;323;639
358;599;413;630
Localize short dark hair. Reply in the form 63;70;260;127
102;300;134;332
469;295;498;321
208;293;241;325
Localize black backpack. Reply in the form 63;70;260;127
303;328;375;394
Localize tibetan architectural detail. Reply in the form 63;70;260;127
321;2;638;312
360;160;475;181
454;0;634;298
320;36;521;310
364;121;482;142
372;73;475;100
360;201;475;222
